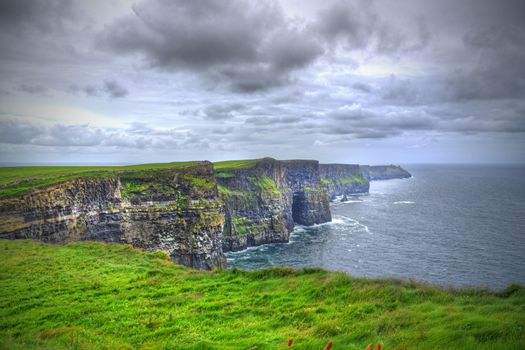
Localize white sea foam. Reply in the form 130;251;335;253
393;201;415;204
330;215;370;233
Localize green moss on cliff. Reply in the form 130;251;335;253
252;176;280;195
181;174;215;191
1;240;524;350
320;177;333;186
231;216;251;235
215;171;235;178
217;185;244;196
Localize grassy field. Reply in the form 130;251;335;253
0;161;202;199
1;240;523;349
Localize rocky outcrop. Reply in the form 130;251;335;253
0;163;226;270
319;164;370;200
360;165;411;180
215;158;331;252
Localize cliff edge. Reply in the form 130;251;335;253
214;158;331;252
360;165;412;180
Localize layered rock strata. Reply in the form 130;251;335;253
0;163;225;270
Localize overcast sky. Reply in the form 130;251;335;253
1;0;524;165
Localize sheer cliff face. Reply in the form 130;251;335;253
360;165;412;180
319;164;370;199
0;163;226;270
216;158;331;252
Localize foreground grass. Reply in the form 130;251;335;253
0;161;201;199
0;240;524;349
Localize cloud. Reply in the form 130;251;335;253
244;116;302;125
18;84;47;95
315;0;429;54
0;119;204;149
67;80;128;99
352;82;372;93
0;0;75;33
103;80;128;98
432;0;525;102
98;0;323;93
381;76;419;105
68;83;99;97
202;103;246;120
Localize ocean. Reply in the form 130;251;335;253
226;164;525;290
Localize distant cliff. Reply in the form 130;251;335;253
215;158;331;252
319;164;369;200
0;162;225;270
360;165;412;180
0;159;411;270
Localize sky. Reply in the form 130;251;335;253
0;0;524;165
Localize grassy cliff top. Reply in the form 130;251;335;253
0;161;204;200
1;240;523;349
213;158;267;171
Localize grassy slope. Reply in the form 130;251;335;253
1;240;524;350
0;161;202;199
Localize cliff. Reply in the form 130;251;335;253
319;164;370;200
0;159;410;269
214;158;331;252
0;162;226;270
360;165;412;180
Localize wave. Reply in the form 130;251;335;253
332;195;366;204
328;215;370;233
393;201;415;204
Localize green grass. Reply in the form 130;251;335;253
213;159;263;171
0;162;202;200
337;176;368;186
1;240;524;349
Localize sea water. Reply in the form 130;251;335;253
226;164;525;289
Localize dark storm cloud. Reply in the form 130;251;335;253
98;0;323;93
315;0;429;53
445;35;525;101
94;0;432;95
0;0;75;33
0;0;82;64
435;0;525;102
